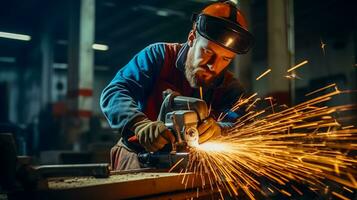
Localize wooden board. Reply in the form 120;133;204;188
37;172;213;199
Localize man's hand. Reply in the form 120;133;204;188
133;118;175;152
197;117;222;144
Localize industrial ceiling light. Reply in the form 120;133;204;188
92;43;109;51
156;10;169;17
0;31;31;41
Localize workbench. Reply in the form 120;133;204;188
36;172;223;199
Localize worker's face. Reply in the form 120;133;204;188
185;31;236;88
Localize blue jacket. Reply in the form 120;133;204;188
100;42;245;148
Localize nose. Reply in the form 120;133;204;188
206;55;217;72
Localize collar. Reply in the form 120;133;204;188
175;42;189;72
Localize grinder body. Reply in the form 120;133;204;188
159;92;209;151
138;91;209;169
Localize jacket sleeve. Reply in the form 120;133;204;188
100;43;165;134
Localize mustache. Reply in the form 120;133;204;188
195;65;217;76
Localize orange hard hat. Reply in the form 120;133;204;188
192;1;254;54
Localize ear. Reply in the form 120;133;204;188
187;26;197;47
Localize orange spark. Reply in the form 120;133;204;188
320;39;327;55
199;87;203;100
180;85;357;199
291;185;303;195
256;68;271;80
285;72;302;80
342;125;354;130
265;97;275;113
305;83;336;96
332;192;350;200
343;186;354;193
287;60;309;72
280;189;291;197
168;158;185;172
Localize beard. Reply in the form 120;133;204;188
184;50;216;88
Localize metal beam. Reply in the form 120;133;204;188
267;0;292;105
66;0;95;149
234;0;253;93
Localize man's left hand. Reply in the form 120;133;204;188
197;117;221;144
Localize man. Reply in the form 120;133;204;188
100;1;254;170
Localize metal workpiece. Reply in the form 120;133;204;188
32;163;110;179
138;152;190;170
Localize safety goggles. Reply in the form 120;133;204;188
192;13;255;54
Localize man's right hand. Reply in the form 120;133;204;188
132;118;175;152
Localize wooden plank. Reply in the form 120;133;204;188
37;172;209;199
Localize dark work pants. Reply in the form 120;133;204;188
110;138;143;170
